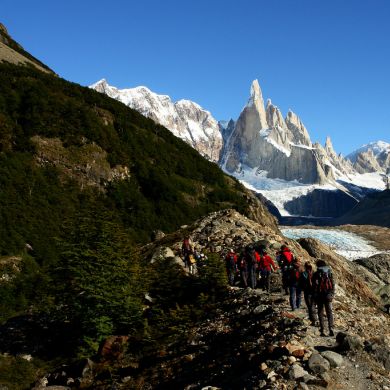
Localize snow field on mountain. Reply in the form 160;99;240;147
337;172;386;190
230;165;336;216
281;228;383;260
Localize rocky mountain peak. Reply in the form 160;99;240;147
347;141;390;174
90;78;110;93
250;79;261;100
265;100;287;130
324;136;337;156
245;79;267;129
285;110;312;146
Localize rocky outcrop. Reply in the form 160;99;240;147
90;79;223;162
335;189;390;227
354;253;390;309
284;188;358;217
355;253;390;285
31;136;130;190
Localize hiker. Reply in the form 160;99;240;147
244;245;260;289
277;244;294;294
301;262;316;325
188;253;197;274
225;249;238;286
288;258;303;311
258;250;277;292
237;250;247;287
313;259;335;336
181;236;193;269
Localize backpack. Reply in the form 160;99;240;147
189;254;196;264
279;249;293;268
317;270;333;294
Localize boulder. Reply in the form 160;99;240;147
335;332;363;352
289;363;308;380
321;351;344;368
307;353;330;374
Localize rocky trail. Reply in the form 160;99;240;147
12;209;390;389
33;281;390;390
126;285;390;390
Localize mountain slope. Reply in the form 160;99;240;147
0;23;53;73
0;62;279;256
90;79;223;162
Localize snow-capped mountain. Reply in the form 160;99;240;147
221;79;355;185
90;79;222;162
220;80;385;218
346;141;390;174
91;78;386;219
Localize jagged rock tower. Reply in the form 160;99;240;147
221;80;353;184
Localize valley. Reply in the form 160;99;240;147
0;18;390;390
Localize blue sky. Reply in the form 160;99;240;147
2;0;390;154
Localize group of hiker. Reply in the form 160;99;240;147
224;243;335;337
181;237;335;336
224;245;277;291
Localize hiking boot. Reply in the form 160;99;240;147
320;329;326;337
329;329;334;337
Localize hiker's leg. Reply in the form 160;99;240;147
307;294;316;323
296;287;302;309
325;299;334;331
289;286;296;310
317;299;325;333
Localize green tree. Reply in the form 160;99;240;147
53;212;146;356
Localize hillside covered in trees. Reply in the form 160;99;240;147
0;52;279;387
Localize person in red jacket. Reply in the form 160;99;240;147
258;251;277;292
225;249;238;286
277;244;294;295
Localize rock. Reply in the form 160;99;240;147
289;363;308;380
151;230;165;241
365;336;390;370
253;305;271;315
336;332;363;352
298;383;310;390
260;362;268;371
287;356;297;365
354;253;390;284
307;353;330;374
321;351;344;368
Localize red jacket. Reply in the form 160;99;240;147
225;252;238;267
259;255;276;271
279;247;293;266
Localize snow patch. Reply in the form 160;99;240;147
265;136;291;157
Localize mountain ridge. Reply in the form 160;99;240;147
91;77;388;218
